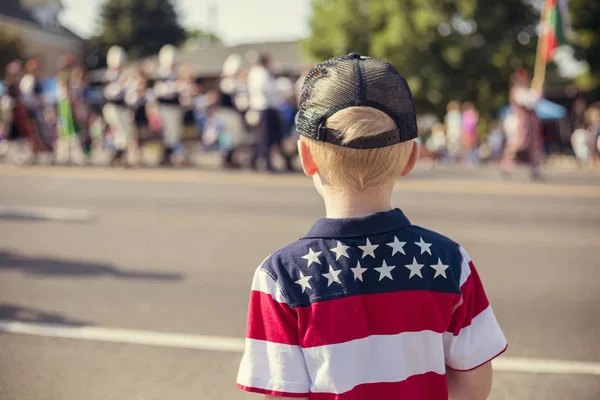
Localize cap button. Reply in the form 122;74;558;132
348;52;361;59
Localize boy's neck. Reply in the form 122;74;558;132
322;185;394;219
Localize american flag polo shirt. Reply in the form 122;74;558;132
237;209;507;399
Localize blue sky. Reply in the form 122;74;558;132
59;0;311;44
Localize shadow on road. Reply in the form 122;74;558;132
0;304;89;326
0;251;184;282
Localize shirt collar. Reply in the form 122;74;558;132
303;208;411;239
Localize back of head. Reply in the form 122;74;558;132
304;107;414;191
296;53;418;192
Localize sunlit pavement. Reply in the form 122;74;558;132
0;164;599;399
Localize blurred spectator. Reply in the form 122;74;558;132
461;101;479;165
501;69;544;179
125;63;155;165
486;121;505;162
425;122;448;163
247;53;293;172
570;125;592;167
203;90;248;169
20;57;53;159
589;108;600;166
444;100;461;161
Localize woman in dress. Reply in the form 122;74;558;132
501;69;544;179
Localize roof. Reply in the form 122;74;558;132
0;0;83;41
0;0;39;25
88;40;310;82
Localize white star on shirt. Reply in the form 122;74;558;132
351;261;368;282
374;260;396;281
301;248;322;267
415;237;432;255
405;257;424;279
322;265;342;286
430;258;449;279
386;236;406;256
358;238;379;259
330;241;350;260
295;272;313;293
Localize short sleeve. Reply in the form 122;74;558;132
443;246;508;371
236;266;311;397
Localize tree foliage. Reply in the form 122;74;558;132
304;0;540;121
0;28;25;76
569;0;600;88
88;0;187;67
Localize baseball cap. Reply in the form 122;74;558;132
296;53;418;149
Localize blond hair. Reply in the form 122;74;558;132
303;107;414;191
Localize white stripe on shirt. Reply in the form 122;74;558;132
238;331;447;395
443;305;507;370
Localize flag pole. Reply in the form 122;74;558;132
532;0;549;92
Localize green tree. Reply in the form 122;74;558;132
89;0;187;67
0;28;25;75
569;0;600;90
304;0;539;123
184;29;221;47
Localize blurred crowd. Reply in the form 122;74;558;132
1;50;599;175
0;47;301;171
418;69;600;177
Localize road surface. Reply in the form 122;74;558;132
0;164;599;399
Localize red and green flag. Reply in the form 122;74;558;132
543;0;571;62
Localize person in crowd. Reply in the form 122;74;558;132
20;57;53;159
444;100;462;161
501;68;544;179
203;89;248;169
570;125;592;168
425;122;448;163
70;65;93;161
55;54;84;165
154;44;186;166
247;53;293;172
461;101;479;165
102;45;134;167
1;60;32;164
125;62;155;166
178;65;201;165
486;121;505;162
588;107;600;167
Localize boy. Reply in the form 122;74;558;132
237;53;507;400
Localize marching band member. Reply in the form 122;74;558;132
154;45;185;166
103;45;134;167
125;61;155;166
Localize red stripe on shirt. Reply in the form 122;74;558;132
246;290;299;345
447;261;490;335
296;290;459;348
236;384;309;398
309;371;448;400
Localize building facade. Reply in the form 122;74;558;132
0;0;84;77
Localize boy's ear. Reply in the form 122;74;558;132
400;141;420;177
298;139;318;176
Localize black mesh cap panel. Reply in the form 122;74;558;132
296;53;418;149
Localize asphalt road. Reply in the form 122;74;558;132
0;164;599;400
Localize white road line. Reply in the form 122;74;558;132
0;206;94;222
1;319;599;376
492;357;600;375
0;320;244;353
